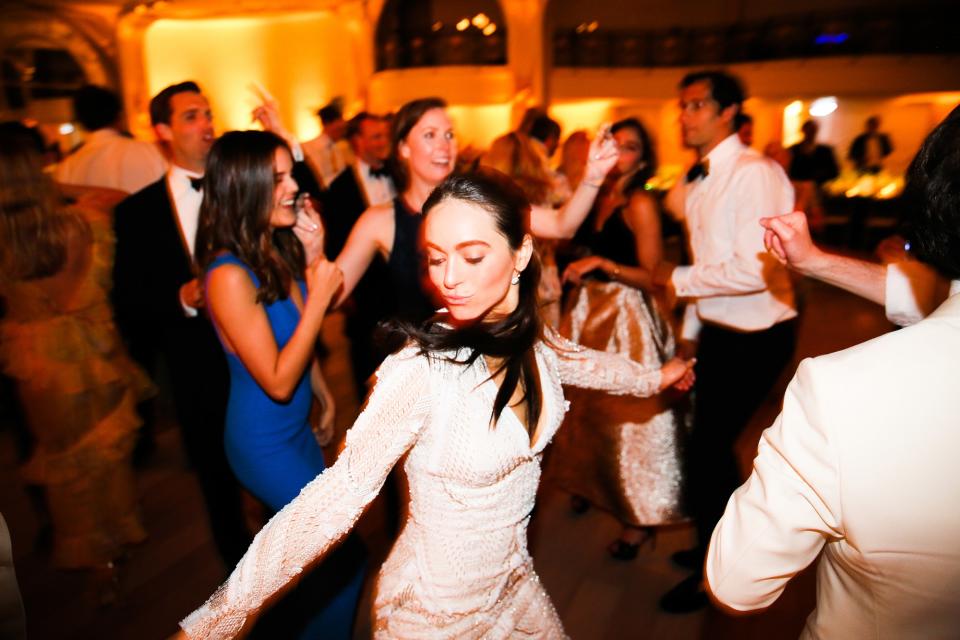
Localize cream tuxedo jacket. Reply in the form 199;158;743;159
707;293;960;639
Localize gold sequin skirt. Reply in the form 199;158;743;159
547;280;687;526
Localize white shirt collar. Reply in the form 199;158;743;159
702;133;745;172
168;164;203;197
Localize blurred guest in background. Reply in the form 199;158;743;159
788;120;839;232
558;130;590;193
322;112;396;401
0;122;152;601
549;117;687;559
55;85;166;194
788;120;839;186
303;100;352;189
848;115;892;174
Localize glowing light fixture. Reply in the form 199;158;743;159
809;96;838;117
587;21;599;33
482;23;497;36
471;13;490;30
783;100;805;146
431;21;443;32
59;123;75;135
456;18;470;32
815;33;849;45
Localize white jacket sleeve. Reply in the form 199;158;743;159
180;346;431;639
706;358;842;611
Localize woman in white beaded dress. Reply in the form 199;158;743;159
176;169;694;640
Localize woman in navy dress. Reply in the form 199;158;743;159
194;130;364;639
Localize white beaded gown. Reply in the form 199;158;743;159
180;333;663;639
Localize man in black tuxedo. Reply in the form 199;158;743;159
111;81;249;569
322;112;397;398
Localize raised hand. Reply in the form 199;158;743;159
304;258;343;313
759;211;821;270
179;277;205;309
292;196;325;265
582;124;619;186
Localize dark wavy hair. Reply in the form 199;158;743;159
679;70;746;133
389;97;448;192
0;122;81;282
901;104;960;280
395;169;545;434
195;130;305;303
611;117;658;193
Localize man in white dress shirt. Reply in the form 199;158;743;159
302;101;353;189
654;70;798;612
55;84;166;194
707;104;960;639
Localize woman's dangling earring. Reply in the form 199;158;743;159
511;271;520;285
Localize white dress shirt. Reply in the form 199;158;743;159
885;261;959;327
356;160;396;207
55;128;167;194
672;134;797;340
168;165;203;317
302;132;353;188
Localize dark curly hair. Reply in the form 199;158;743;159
195;130;305;303
901;104;960;280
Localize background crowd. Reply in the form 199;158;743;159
0;64;957;640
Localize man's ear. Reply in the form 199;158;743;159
155;123;173;144
719;104;739;130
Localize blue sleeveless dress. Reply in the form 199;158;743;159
206;252;365;640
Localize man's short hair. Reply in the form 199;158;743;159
680;70;746;115
73;85;121;131
734;112;753;130
529;115;561;144
346;112;379;139
318;103;343;125
149;81;202;127
902;104;960;280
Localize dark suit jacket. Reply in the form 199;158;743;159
111;177;228;410
848;132;892;171
321;165;368;260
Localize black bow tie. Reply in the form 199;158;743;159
189;176;204;191
685;160;709;183
368;165;390;179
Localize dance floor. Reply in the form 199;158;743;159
0;275;893;639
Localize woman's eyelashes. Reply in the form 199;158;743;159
426;253;485;266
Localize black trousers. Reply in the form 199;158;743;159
685;319;797;569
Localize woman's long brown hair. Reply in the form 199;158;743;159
195;130;305;303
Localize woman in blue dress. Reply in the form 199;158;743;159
194;130;365;639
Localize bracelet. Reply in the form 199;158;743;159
582;179;602;189
609;263;621;280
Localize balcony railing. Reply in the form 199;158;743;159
553;9;960;68
376;27;507;71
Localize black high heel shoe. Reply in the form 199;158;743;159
607;527;656;561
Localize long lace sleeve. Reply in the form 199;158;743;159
547;330;661;397
180;346;432;639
